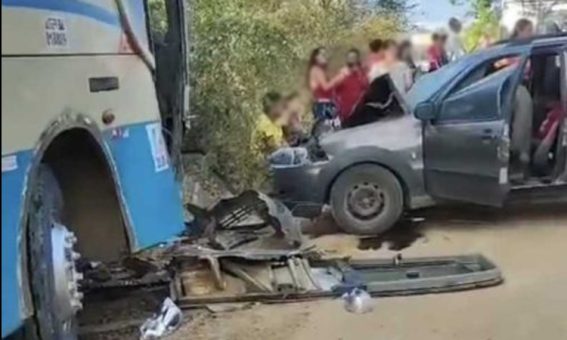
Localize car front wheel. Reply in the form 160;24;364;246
330;164;404;235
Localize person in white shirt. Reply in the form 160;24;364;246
368;40;413;99
446;17;465;62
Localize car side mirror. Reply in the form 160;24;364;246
414;102;436;121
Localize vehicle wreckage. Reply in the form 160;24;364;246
81;191;503;310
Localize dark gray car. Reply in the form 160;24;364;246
273;34;567;235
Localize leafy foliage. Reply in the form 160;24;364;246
461;0;500;51
447;0;500;51
186;0;403;189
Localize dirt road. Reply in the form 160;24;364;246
173;204;567;340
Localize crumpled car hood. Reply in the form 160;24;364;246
319;114;422;156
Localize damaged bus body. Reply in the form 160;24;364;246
1;0;188;338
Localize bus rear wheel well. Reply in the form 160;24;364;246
39;128;130;262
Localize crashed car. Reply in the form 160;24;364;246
273;34;567;235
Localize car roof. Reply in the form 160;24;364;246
461;33;567;64
494;33;567;49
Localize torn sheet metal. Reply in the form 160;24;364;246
185;190;303;250
172;254;502;307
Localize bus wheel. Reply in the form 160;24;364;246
28;166;83;340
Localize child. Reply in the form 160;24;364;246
255;92;286;155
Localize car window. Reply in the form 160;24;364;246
405;55;474;110
436;65;519;123
449;55;520;96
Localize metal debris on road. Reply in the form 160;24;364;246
172;253;503;307
185;190;303;251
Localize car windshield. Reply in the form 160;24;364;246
406;56;473;111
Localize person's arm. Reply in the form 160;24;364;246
310;67;348;92
403;64;413;91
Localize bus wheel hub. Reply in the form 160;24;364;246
51;223;83;320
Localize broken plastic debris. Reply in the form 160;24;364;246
140;298;183;339
341;288;374;314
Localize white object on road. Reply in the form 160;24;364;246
341;288;374;314
140;298;183;339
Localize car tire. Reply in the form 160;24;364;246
28;165;80;340
330;164;404;235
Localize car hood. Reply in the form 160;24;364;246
319;114;422;156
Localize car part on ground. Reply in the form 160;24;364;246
330;164;404;235
185;190;303;250
171;252;502;307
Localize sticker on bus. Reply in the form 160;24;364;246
146;123;169;172
2;155;18;173
44;17;69;49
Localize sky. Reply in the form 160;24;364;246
411;0;471;31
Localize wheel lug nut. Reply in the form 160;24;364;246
66;233;78;244
72;300;83;311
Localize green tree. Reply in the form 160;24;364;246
449;0;500;51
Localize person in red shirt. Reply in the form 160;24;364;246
307;47;349;122
335;49;369;122
427;33;448;72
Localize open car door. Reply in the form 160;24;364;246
422;64;522;206
558;46;567;181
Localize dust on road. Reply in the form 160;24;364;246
172;204;567;340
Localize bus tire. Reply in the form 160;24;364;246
28;165;80;340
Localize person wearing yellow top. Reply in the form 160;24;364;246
254;92;287;155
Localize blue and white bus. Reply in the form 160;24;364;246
1;0;188;338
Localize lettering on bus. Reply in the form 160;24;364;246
45;17;68;49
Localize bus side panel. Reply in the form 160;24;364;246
1;151;33;338
104;122;186;248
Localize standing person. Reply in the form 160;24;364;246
427;33;448;72
307;47;349;123
368;40;397;81
334;49;369;122
511;18;534;39
495;19;535;69
398;40;418;80
446;17;465;61
365;39;384;77
369;40;414;98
